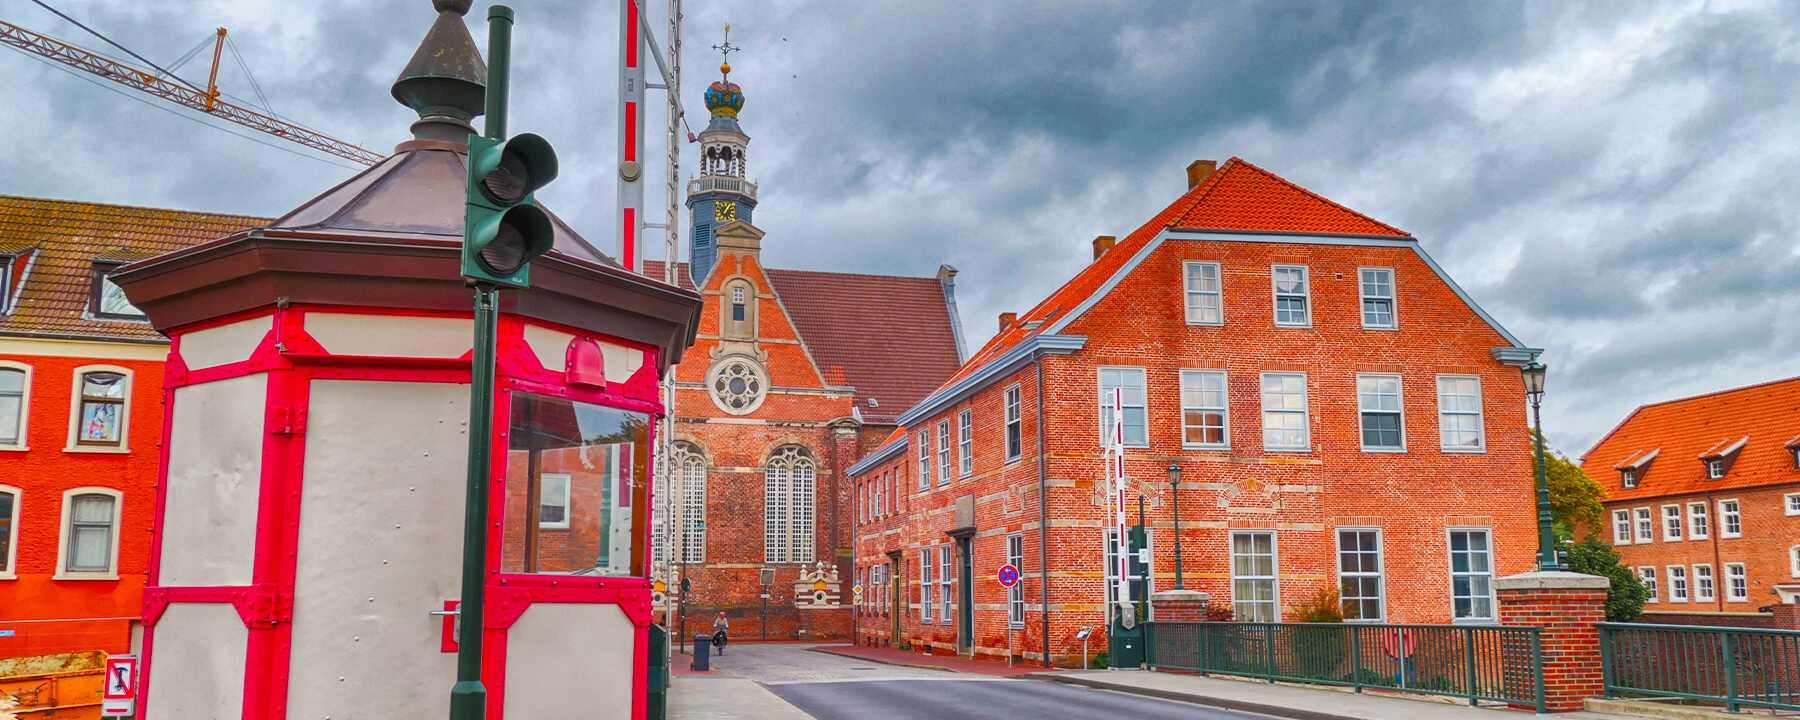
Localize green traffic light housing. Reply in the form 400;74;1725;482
462;132;560;287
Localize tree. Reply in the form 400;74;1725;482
1535;431;1607;541
1565;535;1650;621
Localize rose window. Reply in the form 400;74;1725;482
709;359;766;414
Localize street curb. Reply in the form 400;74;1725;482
806;646;958;673
1027;672;1357;720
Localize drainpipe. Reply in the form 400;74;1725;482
1707;491;1722;613
1036;356;1051;668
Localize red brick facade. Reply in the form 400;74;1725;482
851;158;1541;666
1494;572;1609;712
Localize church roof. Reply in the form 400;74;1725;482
646;260;962;424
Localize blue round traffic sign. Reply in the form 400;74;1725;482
997;564;1020;587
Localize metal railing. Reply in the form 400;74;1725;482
1600;622;1800;712
1145;621;1545;712
687;175;758;199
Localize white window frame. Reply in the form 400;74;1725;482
1784;492;1800;517
936;419;952;486
1621;469;1637;489
1634;507;1655;543
1724;563;1748;602
1790;545;1800;578
1668;565;1688;602
0;483;19;579
1097;366;1148;448
1356;373;1405;453
1694;564;1715;602
1178;369;1229;450
937;543;953;625
1260;372;1310;452
1448;527;1496;621
1661;504;1682;542
65;365;133;453
1229;530;1278;622
675;444;707;564
0;361;31;451
55;486;122;580
764;446;816;564
1004;384;1022;462
1639;567;1658;603
538;472;572;530
1612;509;1632;545
1007;532;1025;628
920;548;933;622
1719;499;1741;538
917;430;931;490
1688;502;1710;539
1435;375;1485;452
957;409;973;478
1358;266;1397;329
1271;264;1311;328
1335;527;1385;622
1707;459;1726;479
1183;260;1223;325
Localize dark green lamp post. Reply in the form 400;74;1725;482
1166;463;1183;589
1522;361;1565;572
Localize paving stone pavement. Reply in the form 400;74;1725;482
700;642;973;684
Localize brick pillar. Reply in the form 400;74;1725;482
1496;571;1610;713
1773;601;1800;631
1151;589;1211;622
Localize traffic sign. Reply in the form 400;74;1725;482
101;654;137;717
852;584;863;595
1380;628;1415;658
997;564;1019;587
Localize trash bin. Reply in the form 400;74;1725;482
691;633;710;672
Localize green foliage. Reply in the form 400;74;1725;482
1089;651;1109;669
1536;431;1608;540
1566;535;1650;621
1206;604;1235;622
1293;587;1344;624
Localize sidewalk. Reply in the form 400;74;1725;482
667;676;811;720
809;643;1050;677
1035;670;1636;720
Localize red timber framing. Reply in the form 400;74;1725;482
137;304;663;719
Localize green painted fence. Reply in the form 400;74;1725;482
1600;622;1800;712
1145;621;1545;712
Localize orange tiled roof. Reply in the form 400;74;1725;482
935;157;1409;389
1581;374;1800;500
0;196;267;343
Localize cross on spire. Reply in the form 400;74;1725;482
713;24;739;80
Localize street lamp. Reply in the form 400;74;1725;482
1167;463;1184;589
1522;361;1565;571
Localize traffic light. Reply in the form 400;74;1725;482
462;132;559;288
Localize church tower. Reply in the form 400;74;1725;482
686;31;755;283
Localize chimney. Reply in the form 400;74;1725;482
999;312;1017;332
1186;159;1218;190
1091;235;1116;261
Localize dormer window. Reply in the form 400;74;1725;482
1707;459;1725;480
90;262;144;320
1621;469;1638;489
1614;448;1658;490
1787;435;1800;470
0;254;13;313
1698;436;1747;481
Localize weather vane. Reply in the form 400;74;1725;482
713;24;739;80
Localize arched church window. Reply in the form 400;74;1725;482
764;445;816;564
673;442;707;564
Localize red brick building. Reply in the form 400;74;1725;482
0;198;261;669
647;67;965;642
1581;376;1800;620
849;158;1544;665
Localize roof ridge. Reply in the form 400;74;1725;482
1211;158;1408;237
1635;373;1800;411
0;194;271;224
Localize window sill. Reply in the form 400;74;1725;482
1451;617;1498;625
1264;447;1312;454
53;571;119;581
1440;447;1487;454
1690;536;1709;541
1274;323;1314;330
0;445;26;452
1722;534;1743;540
1182;444;1231;452
0;572;14;581
1360;446;1407;454
64;445;130;455
1185;321;1224;328
1361;325;1400;331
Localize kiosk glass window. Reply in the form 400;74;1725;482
502;392;649;576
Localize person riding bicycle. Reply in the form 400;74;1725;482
711;611;729;654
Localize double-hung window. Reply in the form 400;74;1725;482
538;473;571;529
0;485;17;578
1004;385;1022;461
1719;500;1741;538
1271;265;1311;327
1448;529;1495;620
1260;373;1309;451
1006;533;1024;627
1337;529;1384;621
1612;509;1632;544
1639;567;1658;602
937;544;953;623
1357;374;1404;451
72;369;128;449
60;489;120;578
1725;563;1748;602
0;365;26;449
1179;370;1228;448
1662;505;1682;542
1634;507;1654;543
1436;376;1484;451
873;475;883;520
1694;564;1715;602
1688;502;1710;538
1231;531;1277;622
1184;261;1223;325
1359;267;1396;328
1786;492;1800;516
957;409;973;477
936;420;951;486
1668;565;1688;602
917;430;931;490
920;548;934;622
1098;367;1147;447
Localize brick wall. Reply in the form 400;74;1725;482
1597;482;1799;611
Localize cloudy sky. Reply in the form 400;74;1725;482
5;0;1798;454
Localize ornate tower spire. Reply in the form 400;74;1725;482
687;24;756;284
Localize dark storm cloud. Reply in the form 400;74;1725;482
5;0;1799;454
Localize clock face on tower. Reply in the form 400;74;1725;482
714;201;738;222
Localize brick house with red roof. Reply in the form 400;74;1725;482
0;197;263;673
849;158;1544;666
1581;376;1800;622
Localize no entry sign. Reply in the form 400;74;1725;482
101;654;137;717
997;564;1019;587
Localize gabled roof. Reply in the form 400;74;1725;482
1582;374;1800;500
0;195;266;343
645;260;962;424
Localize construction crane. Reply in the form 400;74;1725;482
0;19;382;166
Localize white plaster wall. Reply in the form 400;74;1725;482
179;315;273;370
502;603;637;720
287;380;466;720
145;603;246;720
306;313;472;358
522;324;645;383
160;374;266;587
